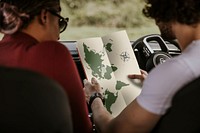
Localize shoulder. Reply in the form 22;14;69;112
137;56;195;115
38;41;67;50
26;41;72;66
147;55;194;84
30;41;70;55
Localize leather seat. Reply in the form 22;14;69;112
0;66;73;133
151;77;200;133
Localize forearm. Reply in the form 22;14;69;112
91;98;113;133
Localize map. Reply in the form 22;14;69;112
76;30;142;116
83;42;130;113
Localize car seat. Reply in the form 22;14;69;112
151;77;200;133
0;66;73;133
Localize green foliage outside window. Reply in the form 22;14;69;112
61;0;153;28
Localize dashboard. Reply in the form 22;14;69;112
60;34;181;80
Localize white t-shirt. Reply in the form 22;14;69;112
137;40;200;115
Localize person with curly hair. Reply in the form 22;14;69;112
0;0;92;133
83;0;200;132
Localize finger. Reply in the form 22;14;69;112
83;79;89;85
83;79;91;86
91;77;98;84
85;97;90;103
85;93;90;97
128;74;143;80
91;77;100;88
140;69;148;75
91;77;102;92
128;74;135;79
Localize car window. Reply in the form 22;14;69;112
0;0;160;41
59;0;159;41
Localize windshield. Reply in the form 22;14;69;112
59;0;159;41
0;0;159;41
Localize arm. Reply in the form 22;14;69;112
92;98;161;133
30;42;92;133
85;78;161;133
53;44;92;133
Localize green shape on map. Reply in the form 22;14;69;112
111;64;118;72
83;43;117;80
104;66;113;79
105;43;113;52
104;89;118;114
116;80;129;90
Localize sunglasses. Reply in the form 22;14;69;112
47;9;69;33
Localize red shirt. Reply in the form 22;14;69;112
0;32;92;133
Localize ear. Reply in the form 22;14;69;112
38;9;48;25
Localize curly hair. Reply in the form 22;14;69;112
0;0;59;34
143;0;200;25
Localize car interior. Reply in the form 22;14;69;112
1;33;200;132
60;34;181;81
151;76;200;133
60;34;199;132
1;0;200;132
0;0;200;133
0;66;73;133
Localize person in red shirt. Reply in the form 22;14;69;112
0;0;92;133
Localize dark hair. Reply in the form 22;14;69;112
143;0;200;25
0;0;60;34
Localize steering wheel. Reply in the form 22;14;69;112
132;34;181;72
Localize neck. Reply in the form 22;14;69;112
174;23;200;50
21;24;45;42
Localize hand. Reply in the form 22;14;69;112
128;69;148;83
83;77;102;103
